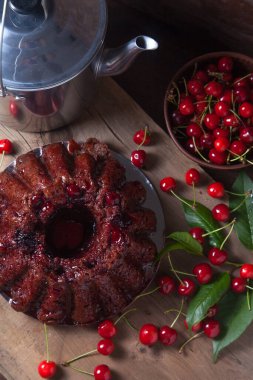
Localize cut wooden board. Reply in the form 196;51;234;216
0;78;252;380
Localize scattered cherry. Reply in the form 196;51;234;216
139;323;159;346
158;276;176;295
97;339;115;356
207;305;218;318
38;361;57;379
203;319;221;338
184;319;203;333
158;326;177;346
131;150;146;168
185;168;200;186
178;279;196;297
98;320;117;339
240;263;253;279
133;129;151;146
160;176;176;192
94;364;112;380
231;277;247;293
189;227;205;244
207;182;225;198
208;247;228;266
212;203;230;222
193;263;213;284
0;139;13;154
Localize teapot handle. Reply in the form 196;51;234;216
0;0;8;97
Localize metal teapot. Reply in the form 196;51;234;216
0;0;158;132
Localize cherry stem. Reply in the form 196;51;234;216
168;253;184;285
178;332;204;354
115;308;137;325
182;77;188;96
225;190;247;197
229;148;251;162
246;285;253;291
225;260;241;268
123;316;138;331
220;221;235;250
0;150;5;169
172;81;180;105
234;73;252;84
231;194;249;213
43;323;50;363
202;218;236;237
62;349;97;367
170;298;184;328
229;108;243;124
192;182;196;208
170;190;194;209
247;281;251;311
208;95;212;113
67;365;93;377
137;126;149;150
169;268;196;277
134;286;160;301
246;158;253;166
164;308;187;317
192;137;210;163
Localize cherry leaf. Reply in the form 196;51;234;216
156;232;203;261
181;198;224;247
186;273;230;329
213;291;253;362
229;172;253;250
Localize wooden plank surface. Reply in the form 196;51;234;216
0;78;252;380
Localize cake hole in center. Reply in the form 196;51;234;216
46;206;95;259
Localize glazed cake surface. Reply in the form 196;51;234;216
0;138;157;325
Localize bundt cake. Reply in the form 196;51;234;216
0;138;157;325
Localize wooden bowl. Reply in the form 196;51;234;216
164;51;253;170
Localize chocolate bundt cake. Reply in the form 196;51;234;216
0;138;157;325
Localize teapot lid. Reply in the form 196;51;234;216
0;0;107;91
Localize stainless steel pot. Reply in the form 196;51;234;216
0;0;158;132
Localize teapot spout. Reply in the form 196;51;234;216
94;36;158;77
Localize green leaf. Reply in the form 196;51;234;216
213;291;253;362
181;198;224;247
156;232;203;261
229;172;253;250
186;273;230;329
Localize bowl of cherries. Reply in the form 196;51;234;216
164;52;253;169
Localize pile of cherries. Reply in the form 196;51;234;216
168;56;253;165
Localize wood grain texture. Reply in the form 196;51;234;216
0;78;252;380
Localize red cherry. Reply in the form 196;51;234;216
66;183;81;197
98;320;117;339
133;129;151;146
207;182;225;198
185;168;200;185
206;63;218;74
105;191;120;206
131;150;146;168
38;361;57;379
184;319;203;333
219;89;232;104
209;149;227;165
213;128;229;139
158;276;176;295
240;263;253;279
231;277;247;293
212;203;230;222
223;113;240;128
186;138;201;154
94;364;112;380
158;326;177;346
189;227;205;244
97;339;115;356
9;99;19;117
187;79;203;96
234;77;249;88
172;109;190;126
207;305;218;318
0;139;13;154
160;176;176;192
203;319;221;338
186;123;203;138
179;96;195;115
178;278;196;296
234;87;250;103
239;127;253;144
217;56;233;73
194;70;209;84
238;102;253;118
214;101;229;117
205;81;223;97
139;323;159;346
204;113;220;130
199;133;214;149
195;92;206;101
193;263;213;284
214;137;230;152
208;247;228;265
229;140;246;157
195;101;207;114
